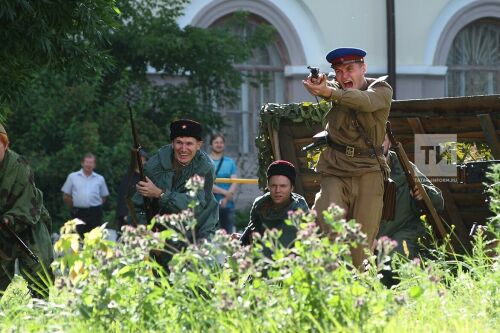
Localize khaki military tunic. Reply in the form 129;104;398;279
313;77;393;268
317;77;392;177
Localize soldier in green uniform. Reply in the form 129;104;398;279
240;160;309;248
131;119;218;242
377;136;444;259
303;47;393;268
0;124;53;295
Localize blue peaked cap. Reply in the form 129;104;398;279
326;47;366;66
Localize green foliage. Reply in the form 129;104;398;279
2;1;275;231
235;206;252;232
441;142;494;164
456;142;493;162
0;276;31;308
1;170;499;332
255;101;331;187
306;145;327;170
486;164;500;231
0;0;120;102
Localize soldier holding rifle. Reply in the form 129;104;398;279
130;119;218;243
377;131;444;260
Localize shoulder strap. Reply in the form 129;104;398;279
215;156;224;176
350;110;388;180
367;75;389;89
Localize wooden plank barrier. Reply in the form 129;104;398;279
262;95;500;245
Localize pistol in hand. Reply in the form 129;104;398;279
307;65;320;80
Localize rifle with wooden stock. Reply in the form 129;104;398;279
386;122;457;250
127;102;156;224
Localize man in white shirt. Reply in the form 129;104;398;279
61;153;109;238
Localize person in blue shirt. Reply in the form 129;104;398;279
209;134;238;233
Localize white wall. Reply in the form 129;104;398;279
178;0;500;96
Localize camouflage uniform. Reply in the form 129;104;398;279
0;149;53;292
248;192;309;247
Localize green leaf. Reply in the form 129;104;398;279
116;265;133;276
351;282;367;296
409;285;424;298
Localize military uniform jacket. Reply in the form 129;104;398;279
248;192;309;247
0;150;53;267
317;77;393;177
378;151;444;238
132;145;218;241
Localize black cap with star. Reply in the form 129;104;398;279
170;119;203;141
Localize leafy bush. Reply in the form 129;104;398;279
2;2;275;231
235;206;252;232
0;169;498;332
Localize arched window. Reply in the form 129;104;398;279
211;15;287;154
446;19;500;96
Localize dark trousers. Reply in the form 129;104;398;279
218;207;235;234
71;205;103;238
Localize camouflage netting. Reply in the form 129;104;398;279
255;100;331;188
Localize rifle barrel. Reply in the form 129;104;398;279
386;122;453;247
127;102;156;223
0;223;39;263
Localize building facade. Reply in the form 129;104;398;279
179;0;499;153
177;0;500;209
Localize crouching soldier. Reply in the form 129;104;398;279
377;135;444;286
131;119;218;269
131;119;218;239
377;135;444;259
239;160;309;247
0;124;53;296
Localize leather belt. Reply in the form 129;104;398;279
327;138;383;158
73;205;102;212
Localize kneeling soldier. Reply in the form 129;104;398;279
377;135;444;258
240;160;309;247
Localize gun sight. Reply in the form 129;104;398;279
307;66;320;79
